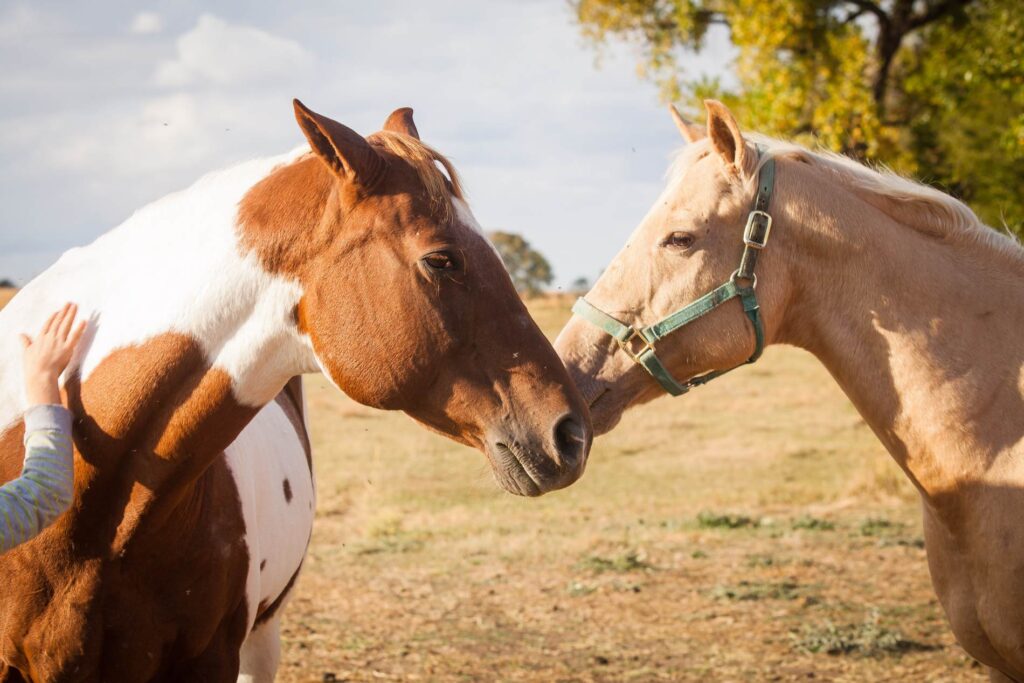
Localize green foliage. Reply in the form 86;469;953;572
696;510;759;529
488;230;555;297
577;550;653;573
573;0;1023;234
903;0;1024;232
710;580;804;601
791;515;835;531
792;610;936;656
858;517;900;536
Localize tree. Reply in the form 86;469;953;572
488;231;555;297
0;279;15;288
572;0;1023;233
570;276;591;294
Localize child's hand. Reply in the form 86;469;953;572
20;303;86;406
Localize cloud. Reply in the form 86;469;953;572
129;12;163;35
0;1;734;287
154;14;313;88
0;4;57;40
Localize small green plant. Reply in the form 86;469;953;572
691;550;708;560
567;580;597;597
791;515;835;531
880;536;926;549
859;518;901;536
745;553;779;568
711;580;803;601
696;510;759;529
793;610;937;656
577;551;652;574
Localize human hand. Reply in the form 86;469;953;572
20;303;86;406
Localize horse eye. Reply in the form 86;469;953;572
662;232;695;249
422;251;459;272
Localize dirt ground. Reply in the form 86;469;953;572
277;296;983;682
0;288;983;681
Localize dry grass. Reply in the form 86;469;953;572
0;290;982;681
281;296;979;682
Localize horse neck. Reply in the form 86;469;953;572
0;150;317;548
772;159;1024;504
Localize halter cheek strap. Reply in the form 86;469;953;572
572;144;775;397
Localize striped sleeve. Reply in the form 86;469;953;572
0;405;74;554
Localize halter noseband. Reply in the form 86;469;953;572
572;145;776;397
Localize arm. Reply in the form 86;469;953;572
0;303;84;554
0;406;74;552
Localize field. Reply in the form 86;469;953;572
280;296;981;682
0;289;981;681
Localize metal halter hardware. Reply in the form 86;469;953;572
572;145;776;397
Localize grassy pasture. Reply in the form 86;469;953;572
0;289;982;681
281;296;981;682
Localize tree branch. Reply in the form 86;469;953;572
844;0;889;26
840;8;868;24
908;0;975;29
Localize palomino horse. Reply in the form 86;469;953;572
0;100;591;682
556;100;1024;681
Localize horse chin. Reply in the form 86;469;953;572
486;443;546;497
588;388;629;436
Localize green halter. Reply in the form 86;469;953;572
572;145;776;397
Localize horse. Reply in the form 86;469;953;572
555;99;1024;681
0;100;592;682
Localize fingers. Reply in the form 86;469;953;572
67;320;87;350
40;307;64;336
57;303;78;341
19;334;31;350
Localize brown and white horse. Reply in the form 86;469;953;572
0;101;591;682
556;100;1024;681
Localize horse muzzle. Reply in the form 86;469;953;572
485;414;590;496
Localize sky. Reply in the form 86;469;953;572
0;0;733;289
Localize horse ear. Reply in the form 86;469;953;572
668;104;705;143
704;100;749;173
293;99;387;188
382;107;420;139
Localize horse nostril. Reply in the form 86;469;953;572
553;415;587;469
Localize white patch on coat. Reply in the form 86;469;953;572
224;396;314;636
0;146;320;431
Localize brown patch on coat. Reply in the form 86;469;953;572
0;334;259;681
254;562;303;629
0;421;26;484
282;478;292;503
274;376;311;474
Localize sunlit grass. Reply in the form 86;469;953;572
1;290;973;680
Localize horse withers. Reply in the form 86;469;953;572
556;99;1024;682
0;101;591;682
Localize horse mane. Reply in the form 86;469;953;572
669;133;1019;257
747;134;1020;255
368;130;464;222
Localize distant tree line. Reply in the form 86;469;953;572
488;231;555;297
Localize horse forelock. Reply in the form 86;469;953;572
367;130;464;224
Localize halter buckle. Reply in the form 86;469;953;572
743;210;772;249
617;328;655;363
